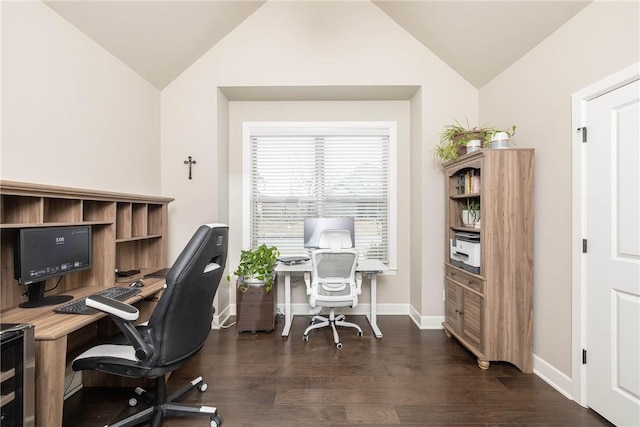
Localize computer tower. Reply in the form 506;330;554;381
1;323;35;427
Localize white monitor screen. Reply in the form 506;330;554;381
304;217;354;249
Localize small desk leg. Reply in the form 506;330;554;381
366;273;383;338
35;337;67;427
282;271;293;337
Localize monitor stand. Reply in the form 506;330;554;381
19;281;73;308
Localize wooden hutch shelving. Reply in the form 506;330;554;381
0;180;173;310
442;149;534;373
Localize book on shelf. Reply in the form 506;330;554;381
457;169;481;194
471;171;481;194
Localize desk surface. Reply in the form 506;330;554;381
0;278;165;341
275;258;388;274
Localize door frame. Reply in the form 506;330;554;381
571;62;639;407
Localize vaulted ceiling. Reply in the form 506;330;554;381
43;1;591;90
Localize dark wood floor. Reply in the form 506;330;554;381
63;315;612;427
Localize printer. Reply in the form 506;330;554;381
450;232;481;274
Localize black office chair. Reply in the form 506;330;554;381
72;224;228;427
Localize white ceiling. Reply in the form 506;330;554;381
44;0;592;90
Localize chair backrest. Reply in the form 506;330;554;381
318;229;352;251
309;229;358;306
313;251;358;283
147;223;228;366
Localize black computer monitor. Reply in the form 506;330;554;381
304;217;355;249
14;225;92;308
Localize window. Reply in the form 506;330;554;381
244;122;396;267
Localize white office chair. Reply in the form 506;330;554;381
303;230;363;348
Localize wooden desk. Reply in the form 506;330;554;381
0;181;173;426
0;276;166;427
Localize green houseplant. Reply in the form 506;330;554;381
227;244;280;292
460;199;480;228
433;119;516;162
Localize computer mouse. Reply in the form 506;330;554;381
129;280;144;288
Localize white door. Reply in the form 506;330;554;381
586;79;640;427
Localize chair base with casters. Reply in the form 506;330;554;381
303;307;363;349
113;375;223;427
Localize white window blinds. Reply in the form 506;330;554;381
247;123;393;264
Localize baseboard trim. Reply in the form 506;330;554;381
224;302;443;327
409;305;444;329
533;354;574;401
276;302;411;316
212;304;233;329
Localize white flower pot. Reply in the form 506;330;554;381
461;209;480;227
491;131;510;149
466;139;482;153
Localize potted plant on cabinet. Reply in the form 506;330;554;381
227;243;280;292
488;126;516;149
460;199;481;228
433;119;516;162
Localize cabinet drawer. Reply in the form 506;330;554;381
445;265;484;294
237;302;275;320
237;286;274;303
237;302;276;332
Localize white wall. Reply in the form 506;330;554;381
480;1;640;376
161;1;478;320
1;1;160;194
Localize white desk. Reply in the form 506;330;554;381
275;259;388;338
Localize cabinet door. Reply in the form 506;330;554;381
445;278;484;353
444;280;460;333
459;289;483;352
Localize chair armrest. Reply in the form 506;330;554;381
86;295;154;361
304;272;312;295
355;272;362;295
86;295;139;321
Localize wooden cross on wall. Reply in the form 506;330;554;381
184;156;197;180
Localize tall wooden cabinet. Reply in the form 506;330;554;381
442;149;534;373
0;180;173;310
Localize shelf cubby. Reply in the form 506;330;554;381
43;198;82;223
131;203;148;238
1;195;42;225
116;203;132;240
83;200;116;223
147;204;164;236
